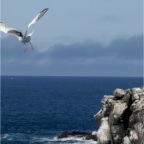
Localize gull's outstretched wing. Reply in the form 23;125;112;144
0;22;23;37
25;8;48;36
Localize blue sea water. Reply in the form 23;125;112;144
1;76;143;144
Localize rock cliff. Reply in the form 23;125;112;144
94;87;144;144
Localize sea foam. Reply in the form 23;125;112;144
2;133;98;144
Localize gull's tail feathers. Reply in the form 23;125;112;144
27;30;34;37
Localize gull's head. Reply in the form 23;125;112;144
17;32;24;43
17;32;23;37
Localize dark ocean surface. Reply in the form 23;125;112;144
1;76;143;144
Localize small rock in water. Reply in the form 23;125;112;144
57;130;97;141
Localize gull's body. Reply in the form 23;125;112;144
0;8;48;52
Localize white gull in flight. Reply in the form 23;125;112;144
0;8;48;52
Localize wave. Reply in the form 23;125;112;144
1;133;98;144
32;136;98;144
1;133;30;142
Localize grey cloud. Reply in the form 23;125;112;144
1;35;143;76
1;35;143;60
43;35;143;62
108;35;143;60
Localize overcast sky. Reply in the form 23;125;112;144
1;0;143;76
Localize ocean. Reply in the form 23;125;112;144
1;76;143;144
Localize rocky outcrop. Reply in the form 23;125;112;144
94;87;144;144
57;87;143;143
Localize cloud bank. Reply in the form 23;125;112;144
1;35;143;76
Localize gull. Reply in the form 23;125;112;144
0;8;48;52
